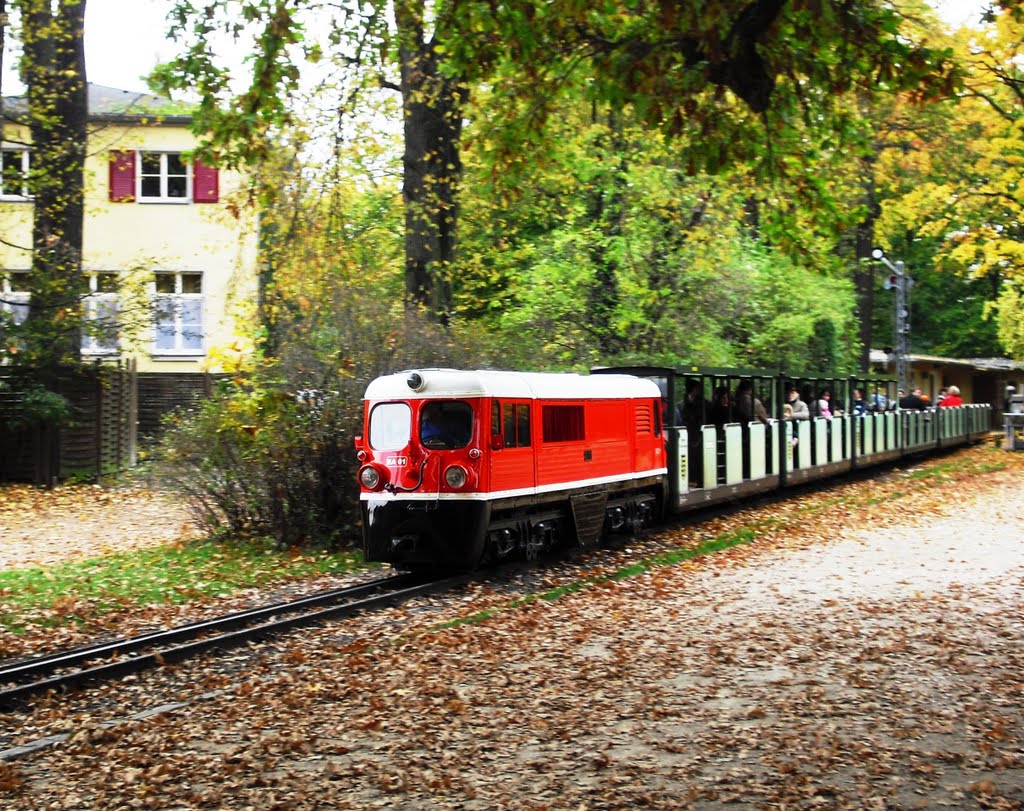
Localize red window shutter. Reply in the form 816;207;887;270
193;160;219;203
108;151;136;202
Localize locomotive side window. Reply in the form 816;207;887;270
420;401;473;449
369;402;411;450
542;404;585;442
503;404;516;446
516;404;531;447
499;402;531;448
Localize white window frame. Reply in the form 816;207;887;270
0;146;31;200
137;151;191;204
1;270;30;326
152;271;205;358
81;272;121;356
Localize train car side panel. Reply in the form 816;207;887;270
487;397;536;496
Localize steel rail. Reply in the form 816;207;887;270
0;571;473;710
0;573;423;685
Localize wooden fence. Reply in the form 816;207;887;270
0;361;137;485
137;372;215;437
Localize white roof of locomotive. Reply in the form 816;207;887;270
364;369;660;401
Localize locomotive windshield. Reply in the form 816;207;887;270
368;402;412;450
420;401;473;449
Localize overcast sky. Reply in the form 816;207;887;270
0;0;992;99
2;0;175;96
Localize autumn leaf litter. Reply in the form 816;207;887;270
2;446;1024;809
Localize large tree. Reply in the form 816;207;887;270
2;0;89;369
155;0;958;333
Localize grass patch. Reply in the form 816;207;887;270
0;539;369;633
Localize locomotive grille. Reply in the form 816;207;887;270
635;403;653;434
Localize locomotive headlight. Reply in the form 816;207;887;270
444;465;467;489
359;465;384;490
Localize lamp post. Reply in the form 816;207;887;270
871;249;912;394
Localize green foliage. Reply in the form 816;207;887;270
150;0;307;170
446;0;959;189
0;379;73;430
454;100;857;371
995;279;1024;359
0;538;367;632
156;0;966;345
873;6;1024;359
716;246;857;373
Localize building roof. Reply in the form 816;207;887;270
2;83;195;126
869;349;1024;373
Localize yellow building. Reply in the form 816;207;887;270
1;84;258;374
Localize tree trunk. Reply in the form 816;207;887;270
854;154;880;374
395;0;466;322
586;108;628;356
20;0;89;369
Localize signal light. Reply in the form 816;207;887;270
884;275;898;290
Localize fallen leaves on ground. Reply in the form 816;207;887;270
2;446;1024;809
0;483;197;571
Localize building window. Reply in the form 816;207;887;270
1;271;30;325
0;147;30;199
109;151;219;204
153;271;203;355
82;272;120;355
139;152;190;202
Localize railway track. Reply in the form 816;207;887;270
0;570;474;710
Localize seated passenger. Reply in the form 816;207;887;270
899;387;927;410
817;389;834;420
735;380;769;425
680;379;705;487
851;388;868;416
709;386;731;428
938;385;963;407
785;387;810;420
681;380;704;435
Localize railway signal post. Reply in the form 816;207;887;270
872;249;913;394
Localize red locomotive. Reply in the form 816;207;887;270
354;369;668;568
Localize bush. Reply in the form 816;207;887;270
156;303;494;548
159;376;363;546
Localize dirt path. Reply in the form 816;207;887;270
0;484;196;570
2;450;1024;809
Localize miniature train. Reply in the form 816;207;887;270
354;366;991;569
